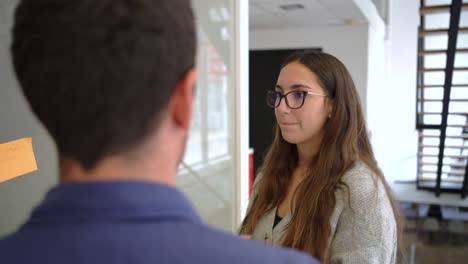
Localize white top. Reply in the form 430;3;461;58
247;162;397;264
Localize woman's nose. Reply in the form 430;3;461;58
276;97;291;114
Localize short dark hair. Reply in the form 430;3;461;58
11;0;196;169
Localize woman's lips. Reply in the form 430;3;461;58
279;122;298;126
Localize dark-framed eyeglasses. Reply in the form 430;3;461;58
266;90;328;109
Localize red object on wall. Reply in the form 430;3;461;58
249;148;254;198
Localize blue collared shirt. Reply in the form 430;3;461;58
0;181;318;264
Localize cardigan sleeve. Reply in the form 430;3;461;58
238;172;264;235
246;171;263;215
328;166;397;264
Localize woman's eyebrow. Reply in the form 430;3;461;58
275;84;311;90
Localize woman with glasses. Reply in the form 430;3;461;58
240;51;403;264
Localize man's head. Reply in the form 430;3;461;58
11;0;197;178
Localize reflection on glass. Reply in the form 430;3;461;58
176;0;235;232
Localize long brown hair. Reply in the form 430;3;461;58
240;51;404;262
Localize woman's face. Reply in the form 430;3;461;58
274;62;332;146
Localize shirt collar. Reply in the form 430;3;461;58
25;181;202;226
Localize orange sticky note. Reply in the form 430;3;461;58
0;137;38;183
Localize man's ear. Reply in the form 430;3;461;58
170;69;197;130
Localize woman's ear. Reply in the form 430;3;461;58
327;98;334;119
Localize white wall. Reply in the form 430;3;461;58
373;0;419;182
234;0;250;227
0;0;58;237
366;23;389;175
250;25;369;113
250;0;421;183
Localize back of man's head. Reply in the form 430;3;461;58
11;0;196;171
